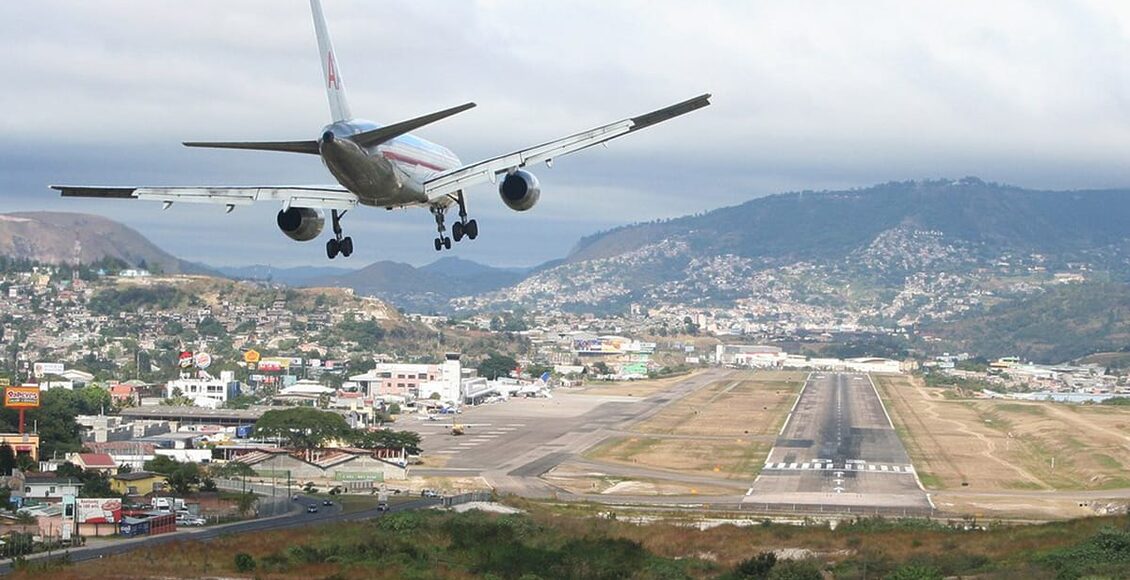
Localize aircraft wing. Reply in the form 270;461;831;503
51;185;358;210
423;93;711;199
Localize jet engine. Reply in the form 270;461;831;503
276;207;325;241
498;170;541;211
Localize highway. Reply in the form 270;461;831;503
0;495;440;575
744;373;932;511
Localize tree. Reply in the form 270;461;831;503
0;443;16;477
211;462;256;478
252;407;351;451
168;462;201;495
144;455;181;476
79;473;114;498
351;429;422;455
591;361;612;376
478;353;518;380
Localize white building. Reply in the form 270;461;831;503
165;370;238;407
418;353;463;404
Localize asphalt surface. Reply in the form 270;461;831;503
744;373;931;510
0;495;440;575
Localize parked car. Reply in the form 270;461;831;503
421;489;440;498
292;494;300;501
322;499;333;506
377;502;389;512
306;504;319;513
177;516;206;527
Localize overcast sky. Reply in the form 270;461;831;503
4;1;1130;268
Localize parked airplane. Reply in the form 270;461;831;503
53;0;710;260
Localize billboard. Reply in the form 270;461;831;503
178;351;194;368
77;497;122;524
32;362;65;376
4;386;40;408
193;352;212;369
243;349;261;364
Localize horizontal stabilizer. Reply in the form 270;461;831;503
182;140;321;154
350;102;476;148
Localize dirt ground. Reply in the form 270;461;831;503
876;374;1130;492
585;371;806;479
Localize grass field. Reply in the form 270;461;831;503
577;371;701;398
18;502;1130;579
876;374;1130;492
585;371;806;479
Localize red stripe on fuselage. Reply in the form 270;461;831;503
381;150;447;172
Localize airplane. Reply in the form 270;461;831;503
52;0;711;260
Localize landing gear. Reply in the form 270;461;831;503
451;192;478;243
431;206;451;252
431;193;477;251
326;209;353;259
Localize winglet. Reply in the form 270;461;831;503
630;93;712;132
310;0;352;122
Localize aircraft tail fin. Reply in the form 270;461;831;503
310;0;352;122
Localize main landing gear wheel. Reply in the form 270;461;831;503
465;219;478;240
327;209;352;260
452;221;464;242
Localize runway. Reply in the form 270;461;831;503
744;373;932;510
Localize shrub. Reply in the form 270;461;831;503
233;552;256;572
733;551;777;578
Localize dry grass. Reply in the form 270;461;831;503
584;371;805;480
877;374;1130;493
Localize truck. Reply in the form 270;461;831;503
151;497;187;512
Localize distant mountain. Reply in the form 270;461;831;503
216;264;356;286
566;177;1130;266
322;257;528;312
0;212;216;275
457;178;1130;361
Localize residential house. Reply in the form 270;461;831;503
111;471;168;496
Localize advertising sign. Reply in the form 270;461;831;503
178;351;194;369
3;386;41;408
32;362;65;376
257;361;282;372
243;349;261;364
76;497;123;524
193;352;212;369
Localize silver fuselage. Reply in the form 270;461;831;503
318;119;462;208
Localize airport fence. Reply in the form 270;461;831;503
441;491;493;508
739;502;935;518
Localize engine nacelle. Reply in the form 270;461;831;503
498;170;541;212
276;207;325;242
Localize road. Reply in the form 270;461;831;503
0;495;440;575
744;373;932;511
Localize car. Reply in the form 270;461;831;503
307;504;319;513
421;489;440;498
293;494;300;501
322;499;333;506
377;502;389;512
177;516;206;527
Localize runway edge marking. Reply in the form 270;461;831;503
778;371;814;436
868;373;936;510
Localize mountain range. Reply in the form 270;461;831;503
5;177;1130;362
0;212;214;275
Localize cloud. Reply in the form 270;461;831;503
3;0;1130;267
